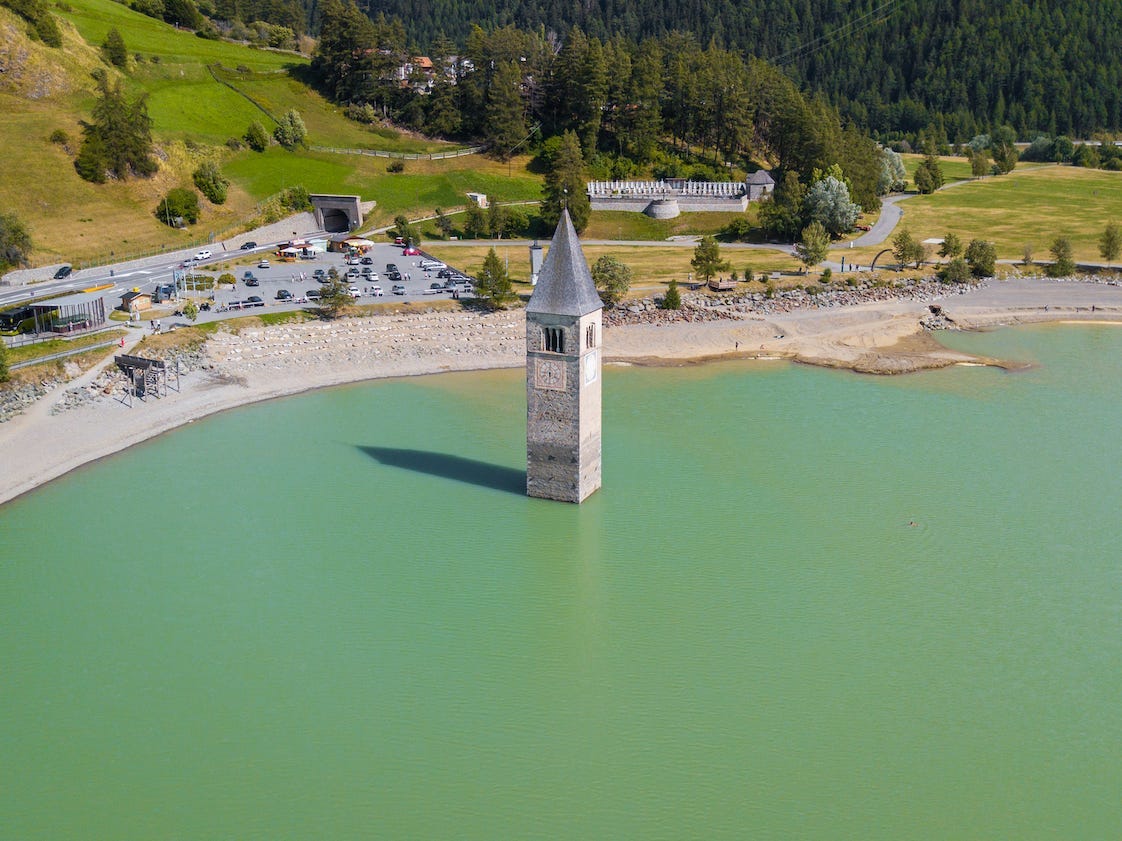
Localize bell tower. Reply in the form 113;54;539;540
525;209;603;503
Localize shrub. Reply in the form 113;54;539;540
724;217;753;241
49;129;68;145
217;272;236;286
273;109;307;150
192;160;228;204
940;257;972;283
155;187;199;226
1048;236;1076;277
661;279;681;310
0;210;34;271
244;121;268;152
279;185;311;212
964;239;997;277
386;159;405;173
820;267;833;284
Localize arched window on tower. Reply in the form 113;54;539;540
543;327;565;353
586;323;596;348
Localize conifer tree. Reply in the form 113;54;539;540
1100;222;1122;267
476;247;513;309
540;131;590;233
691;236;730;285
483;60;527;159
102;28;128;68
661;279;681;310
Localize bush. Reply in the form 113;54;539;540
820;267;833;284
244;121;269;152
724;217;753;241
273;109;307;150
0;210;34;271
1048;236;1076;277
155;187;199;226
193;161;228;204
964;239;997;277
386;159;405;173
940;257;972;283
661;278;682;310
217;272;236;286
279;185;311;212
49;128;68;145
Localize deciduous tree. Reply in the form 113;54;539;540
965;239;997;277
192;161;228;204
794;221;829;272
0;210;33;270
803;176;860;237
590;255;632;307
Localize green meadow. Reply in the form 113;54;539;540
892;166;1122;262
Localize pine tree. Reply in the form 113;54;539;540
1048;236;1075;277
690;236;730;285
102;28;128;68
661;278;681;310
483;60;528;159
540;131;590;233
476;247;513;309
1099;222;1122;266
74;76;156;183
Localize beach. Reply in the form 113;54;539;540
2;276;1121;507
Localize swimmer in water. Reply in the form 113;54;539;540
908;521;917;527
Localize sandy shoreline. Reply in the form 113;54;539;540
3;277;1122;507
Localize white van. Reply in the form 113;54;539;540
418;258;446;271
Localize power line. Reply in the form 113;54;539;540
772;0;900;67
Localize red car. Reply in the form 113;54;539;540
402;246;421;255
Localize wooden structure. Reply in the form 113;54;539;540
115;354;180;406
708;277;737;291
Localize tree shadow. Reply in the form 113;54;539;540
357;446;526;495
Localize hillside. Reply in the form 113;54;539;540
364;0;1122;140
0;0;523;268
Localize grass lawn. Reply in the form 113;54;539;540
56;0;297;69
225;150;542;222
581;210;752;241
424;244;801;291
7;329;127;365
890;165;1122;262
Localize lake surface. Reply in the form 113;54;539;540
2;325;1120;840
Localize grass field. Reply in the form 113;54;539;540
424;244;801;292
581;210;753;241
888;166;1122;262
223;150;543;225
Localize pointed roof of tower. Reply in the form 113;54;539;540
527;209;602;317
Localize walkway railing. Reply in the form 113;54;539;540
309;144;486;160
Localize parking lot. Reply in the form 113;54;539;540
200;240;475;314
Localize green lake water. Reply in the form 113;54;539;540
2;324;1121;840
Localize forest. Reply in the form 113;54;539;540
306;0;1122;141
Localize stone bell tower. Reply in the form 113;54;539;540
526;209;603;503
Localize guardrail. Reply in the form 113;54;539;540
10;338;120;370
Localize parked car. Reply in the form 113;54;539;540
403;246;421;256
425;282;446;294
386;270;402;282
360;256;373;265
346;268;361;279
369;285;384;296
436;268;452;279
53;264;72;279
246;295;263;305
239;241;257;250
392;283;406;295
345;256;361;265
348;285;361;298
242;271;256;281
386;263;399;273
245;277;260;287
419;258;446;270
393;236;405;245
276;289;293;300
258;259;270;268
193;249;212;262
312;268;326;279
305;288;321;300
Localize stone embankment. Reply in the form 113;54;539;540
0;381;56;424
206;310;524;375
605;277;981;326
48;347;210;415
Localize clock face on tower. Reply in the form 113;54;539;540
535;358;566;391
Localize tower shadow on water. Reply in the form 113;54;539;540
356;445;526;495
